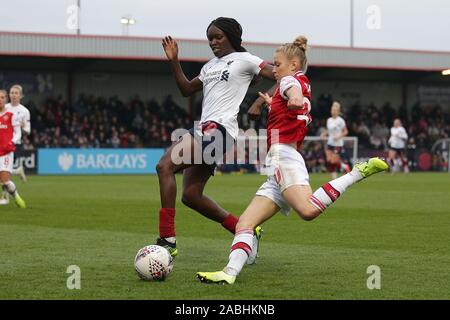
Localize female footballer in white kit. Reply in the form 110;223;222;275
387;119;409;173
197;36;389;284
154;17;275;260
322;101;350;179
0;90;26;209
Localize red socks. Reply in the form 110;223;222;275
159;209;238;238
221;213;239;234
159;208;176;238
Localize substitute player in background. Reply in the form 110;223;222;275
387;119;409;173
155;17;275;259
197;36;388;284
0;89;26;209
0;85;29;205
321;102;350;179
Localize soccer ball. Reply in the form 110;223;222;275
134;245;174;281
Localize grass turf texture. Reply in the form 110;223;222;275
0;173;449;299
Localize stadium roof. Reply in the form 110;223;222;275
1;32;450;72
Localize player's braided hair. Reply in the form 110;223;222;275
207;17;246;52
277;35;309;73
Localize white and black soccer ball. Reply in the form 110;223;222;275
134;245;174;281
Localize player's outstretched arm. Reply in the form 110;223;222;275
162;36;202;97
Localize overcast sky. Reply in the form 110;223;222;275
0;0;449;51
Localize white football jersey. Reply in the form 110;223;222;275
198;52;265;139
6;103;31;144
389;126;408;149
326;116;346;147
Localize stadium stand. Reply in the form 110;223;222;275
21;92;449;173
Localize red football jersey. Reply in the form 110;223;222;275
0;111;17;156
267;71;312;150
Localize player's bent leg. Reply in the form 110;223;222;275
156;133;195;208
307;157;389;213
387;150;396;173
235;196;279;231
324;149;334;163
181;165;230;223
236;196;278;265
155;133;197;256
197;196;280;284
399;153;409;173
182;165;241;236
326;150;339;179
0;172;26;209
282;185;321;221
197;196;278;284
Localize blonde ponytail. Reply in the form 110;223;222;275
293;35;308;52
276;35;309;73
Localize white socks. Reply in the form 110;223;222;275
164;237;176;244
310;170;363;211
225;229;254;276
2;181;18;198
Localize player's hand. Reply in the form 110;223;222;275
258;91;272;106
162;36;179;61
248;92;272;120
248;103;263;120
287;96;304;110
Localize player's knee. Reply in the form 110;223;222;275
294;207;317;221
181;189;201;208
180;194;194;208
156;158;172;175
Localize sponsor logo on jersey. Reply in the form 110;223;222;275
220;70;230;81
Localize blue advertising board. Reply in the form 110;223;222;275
38;148;164;175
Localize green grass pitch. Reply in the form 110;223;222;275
0;173;449;299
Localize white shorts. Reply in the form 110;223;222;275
256;143;310;216
0;152;13;173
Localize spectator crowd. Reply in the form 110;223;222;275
23;93;450;172
23;94;190;150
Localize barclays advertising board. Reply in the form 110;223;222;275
38;149;164;174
